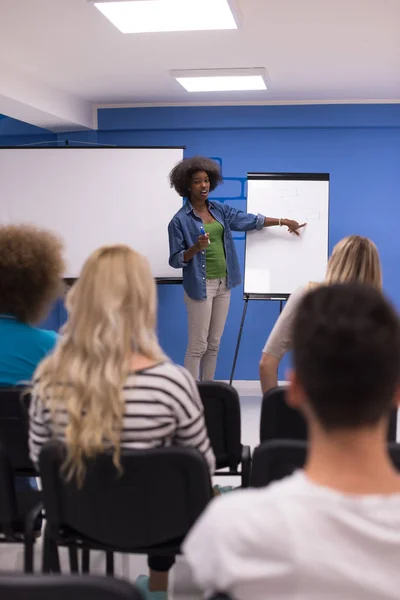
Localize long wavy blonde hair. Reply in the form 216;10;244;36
34;245;166;484
325;235;382;289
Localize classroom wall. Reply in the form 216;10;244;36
1;105;400;380
0;114;57;144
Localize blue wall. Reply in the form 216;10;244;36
1;105;400;380
0;114;57;145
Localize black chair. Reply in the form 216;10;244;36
260;387;398;443
198;381;251;487
251;440;308;488
39;440;213;574
260;387;307;443
251;440;400;489
0;574;144;600
0;442;42;572
0;388;43;572
0;387;36;475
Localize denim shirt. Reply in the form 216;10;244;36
168;200;265;300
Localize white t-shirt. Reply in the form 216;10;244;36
183;472;400;600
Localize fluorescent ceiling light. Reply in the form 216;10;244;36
172;68;268;92
91;0;239;33
176;76;266;92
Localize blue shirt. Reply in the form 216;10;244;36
168;200;264;300
0;316;58;386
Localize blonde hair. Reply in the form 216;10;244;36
34;245;166;485
324;235;382;289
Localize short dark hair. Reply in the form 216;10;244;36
292;283;400;430
0;224;65;324
169;156;223;198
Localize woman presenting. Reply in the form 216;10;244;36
168;156;304;381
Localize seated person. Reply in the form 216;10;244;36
259;235;381;393
185;283;400;599
29;244;215;600
0;224;64;386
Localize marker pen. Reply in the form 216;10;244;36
200;225;211;244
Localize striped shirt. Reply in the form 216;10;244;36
29;361;215;474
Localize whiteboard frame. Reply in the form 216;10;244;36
244;172;330;298
4;146;186;151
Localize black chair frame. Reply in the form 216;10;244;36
0;573;144;600
260;387;398;443
39;440;213;575
0;388;43;572
251;439;308;488
198;381;251;487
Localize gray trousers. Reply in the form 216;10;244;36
184;278;231;381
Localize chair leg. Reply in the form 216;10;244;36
68;546;79;573
241;445;251;488
48;537;61;573
24;501;42;573
42;533;51;573
42;535;60;573
81;548;90;573
42;524;56;574
24;535;34;573
106;551;114;576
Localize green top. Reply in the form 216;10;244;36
204;220;227;279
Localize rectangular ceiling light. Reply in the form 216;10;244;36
172;68;268;92
91;0;239;33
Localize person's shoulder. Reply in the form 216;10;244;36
282;285;311;312
289;285;309;301
169;203;187;223
209;473;311;534
208;200;224;213
185;477;305;563
32;327;59;350
151;361;196;390
214;472;307;514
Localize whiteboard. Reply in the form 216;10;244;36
0;147;184;278
244;174;329;295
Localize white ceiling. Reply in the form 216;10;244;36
0;0;399;130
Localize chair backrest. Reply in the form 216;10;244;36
0;574;144;600
260;387;307;443
0;442;19;532
39;440;212;550
251;440;308;488
252;441;400;489
261;387;398;443
197;381;242;470
0;388;35;474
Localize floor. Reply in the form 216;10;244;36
0;382;263;598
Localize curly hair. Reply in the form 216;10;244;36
0;224;65;324
169;156;223;198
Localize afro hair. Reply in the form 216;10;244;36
169;156;223;198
